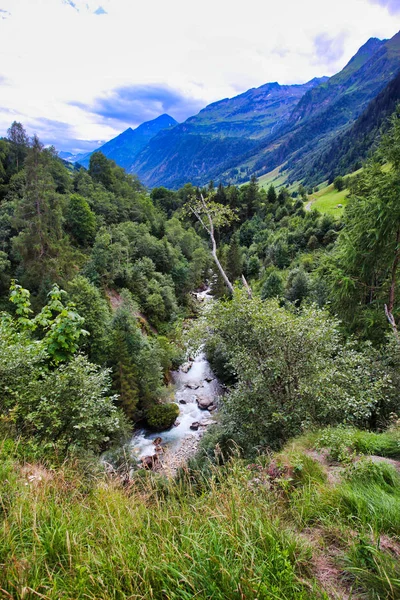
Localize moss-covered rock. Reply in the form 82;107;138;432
146;403;179;431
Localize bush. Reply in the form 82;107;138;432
146;402;179;431
18;355;129;452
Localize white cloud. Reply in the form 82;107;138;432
0;0;399;151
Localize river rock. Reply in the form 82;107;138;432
141;454;159;469
174;421;180;427
196;395;215;410
208;404;217;412
153;437;162;445
181;362;193;373
186;383;199;390
205;376;214;383
190;422;200;431
179;399;187;404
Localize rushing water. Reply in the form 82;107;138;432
129;288;221;461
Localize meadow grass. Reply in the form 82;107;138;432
1;428;400;599
308;185;349;216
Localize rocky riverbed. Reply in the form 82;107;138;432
130;350;221;475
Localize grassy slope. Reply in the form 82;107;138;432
1;426;400;599
309;185;350;217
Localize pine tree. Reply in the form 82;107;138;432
267;184;277;204
7;121;29;172
12;135;75;293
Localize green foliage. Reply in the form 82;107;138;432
286;268;310;305
67;276;111;364
325;111;400;337
261;270;284;299
17;355;128;452
333;175;345;191
66;194;96;245
196;290;396;455
146;402;179;431
0;282;127;451
316;426;400;462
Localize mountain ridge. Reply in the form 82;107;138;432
78;113;178;170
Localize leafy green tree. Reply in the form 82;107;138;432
326;109;400;338
197;291;393;455
12;136;76;294
286;268;310;305
0;282;127;452
18;355;127;452
9;281;88;363
267;184;277;204
66;194;96;245
89;152;115;189
261;271;283;300
67;276;111;364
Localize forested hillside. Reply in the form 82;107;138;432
0;124;212;444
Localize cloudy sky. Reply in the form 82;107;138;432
0;0;399;153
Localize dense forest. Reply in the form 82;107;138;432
1;105;400;598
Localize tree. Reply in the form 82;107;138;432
261;271;283;300
197;291;393;455
0;281;127;452
186;193;238;294
286;268;310;305
18;355;127;452
226;232;242;282
12;135;75;293
89;152;114;189
267;184;277;204
66;194;96;245
326;108;400;339
333;176;345;191
7;121;29;172
67;276;111;364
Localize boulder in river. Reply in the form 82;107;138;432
141;454;159;469
186;383;200;390
181;362;193;373
179;399;187;404
153;437;162;445
205;376;214;383
190;422;200;431
196;395;215;410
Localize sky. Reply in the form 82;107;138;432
0;0;399;154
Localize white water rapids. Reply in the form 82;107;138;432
129;288;221;462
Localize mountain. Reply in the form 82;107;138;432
78;114;178;170
128;78;327;188
290;68;400;185
129;30;400;189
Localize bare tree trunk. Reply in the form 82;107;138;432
191;194;251;297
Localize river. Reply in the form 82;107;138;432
128;289;221;470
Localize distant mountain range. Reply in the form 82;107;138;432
71;30;400;189
76;114;177;169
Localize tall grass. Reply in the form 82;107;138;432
0;451;326;600
2;428;400;599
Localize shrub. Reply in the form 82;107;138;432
146;402;179;431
